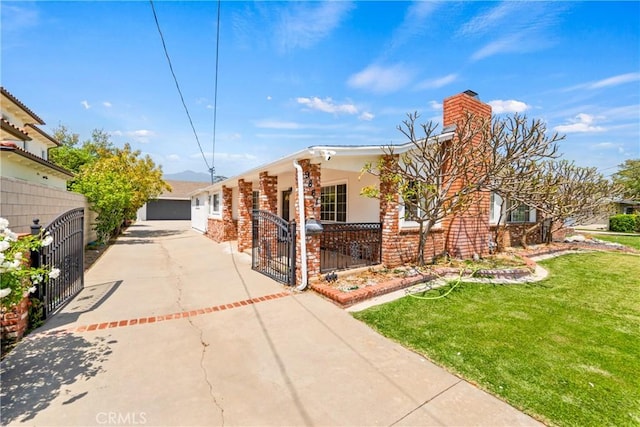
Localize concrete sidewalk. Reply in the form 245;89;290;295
1;221;543;426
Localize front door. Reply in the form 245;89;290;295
281;189;292;222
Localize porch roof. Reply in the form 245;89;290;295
189;129;455;196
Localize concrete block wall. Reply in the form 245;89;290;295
0;176;97;245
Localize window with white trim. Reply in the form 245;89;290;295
508;201;536;223
211;193;221;214
321;183;346;222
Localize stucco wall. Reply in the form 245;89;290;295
321;167;379;223
0;155;68;189
0;176;97;245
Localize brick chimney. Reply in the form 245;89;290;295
442;90;492;259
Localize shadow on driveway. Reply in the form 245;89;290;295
0;332;114;424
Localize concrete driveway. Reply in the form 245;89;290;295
1;221;542;426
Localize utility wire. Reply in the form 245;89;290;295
149;0;211;172
210;0;221;183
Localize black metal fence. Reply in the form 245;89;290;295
320;222;381;273
252;210;297;286
32;208;85;318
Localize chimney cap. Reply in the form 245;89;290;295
463;89;478;98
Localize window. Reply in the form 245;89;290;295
508;201;535;223
212;193;220;214
321;184;346;222
252;191;259;212
403;181;431;221
195;198;200;208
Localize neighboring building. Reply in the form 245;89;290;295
0;87;97;242
1;87;73;191
615;199;640;215
137;180;207;221
191;91;549;287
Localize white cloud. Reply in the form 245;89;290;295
428;100;443;111
563;72;640;92
267;96;272;101
458;2;520;37
254;120;302;130
206;104;213;110
464;3;563;61
471;35;529;61
347;64;414;94
110;130;123;137
296;97;358;115
129;129;153;138
81;100;91;110
275;1;354;52
554;113;605;133
103;101;112;108
416;73;458;90
590;142;625;154
359;112;374;121
385;2;440;53
589;72;640;89
166;154;181;161
488;99;530;114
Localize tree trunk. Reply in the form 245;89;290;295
521;222;541;249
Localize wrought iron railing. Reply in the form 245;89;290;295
320;222;381;273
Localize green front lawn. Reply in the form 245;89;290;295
593;234;640;250
353;252;640;426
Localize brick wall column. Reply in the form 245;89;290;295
237;179;253;252
294;159;321;285
379;155;402;267
258;172;277;213
442;91;492;258
221;186;237;241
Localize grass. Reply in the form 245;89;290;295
592;234;640;250
353;252;640;426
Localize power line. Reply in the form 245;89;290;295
149;0;211;172
210;0;221;183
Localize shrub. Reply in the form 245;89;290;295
609;214;639;233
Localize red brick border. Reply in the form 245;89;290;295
309;261;536;308
45;292;290;335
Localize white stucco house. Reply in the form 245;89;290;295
0;86;95;240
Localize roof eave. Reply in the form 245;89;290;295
189;130;455;195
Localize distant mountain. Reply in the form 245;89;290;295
164;170;226;183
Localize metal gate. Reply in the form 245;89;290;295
252;210;296;286
32;208;85;318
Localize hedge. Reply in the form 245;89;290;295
609;214;640;233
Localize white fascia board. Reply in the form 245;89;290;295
202;130;455;191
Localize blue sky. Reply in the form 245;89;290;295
2;1;639;178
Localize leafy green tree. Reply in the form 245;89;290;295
612;159;640;200
51;126;170;242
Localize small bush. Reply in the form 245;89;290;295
609;214;639;233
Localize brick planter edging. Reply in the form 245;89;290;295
309;261;536;308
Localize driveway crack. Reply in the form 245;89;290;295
164;243;225;425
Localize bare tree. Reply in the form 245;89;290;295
520;160;617;246
362;112;562;264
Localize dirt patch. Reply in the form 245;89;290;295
84;242;111;272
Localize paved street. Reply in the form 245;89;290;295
1;221;542;426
